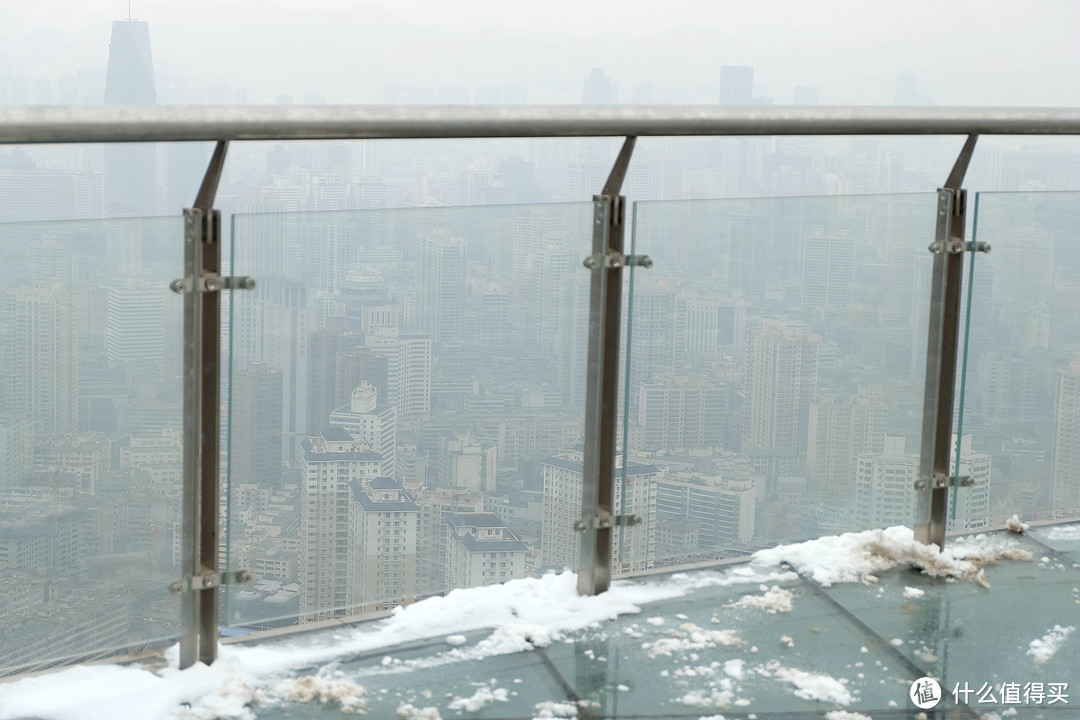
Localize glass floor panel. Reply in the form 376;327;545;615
4;529;1079;720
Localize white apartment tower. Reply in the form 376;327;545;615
444;512;527;589
541;448;658;575
299;428;382;621
3;280;78;435
350;476;418;614
329;381;397;478
1051;357;1080;514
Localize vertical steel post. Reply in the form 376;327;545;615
179;141;228;668
914;135;977;551
577;137;636;596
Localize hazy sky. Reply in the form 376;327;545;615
2;0;1079;105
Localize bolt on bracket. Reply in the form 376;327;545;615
170;275;257;294
170;569;251;594
582;253;653;270
573;512;641;533
915;473;973;491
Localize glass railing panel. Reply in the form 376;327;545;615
621;194;939;571
961;191;1080;525
225;202;593;629
0;216;183;677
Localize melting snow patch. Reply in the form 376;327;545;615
768;663;853;706
398;702;443;719
1027;625;1075;664
751;525;1031;588
902;586;925;599
646;616;666;626
727;586;794;613
270;674;367;712
780;635;794;648
645;623;743;657
1006;515;1028;534
533;700;579;718
445;634;467;647
825;712;872;720
724;659;745;679
447;684;509;712
1044;525;1080;541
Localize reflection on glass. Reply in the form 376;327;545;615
962;192;1080;522
623;195;944;569
225;203;593;628
0;217;183;676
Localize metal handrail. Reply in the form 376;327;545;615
3;105;1080;144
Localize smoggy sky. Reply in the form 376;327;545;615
1;0;1079;105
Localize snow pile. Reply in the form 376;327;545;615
645;622;743;658
1027;625;1075;664
269;674;366;712
447;684;509;712
902;586;925;599
766;663;853;706
533;700;579;718
1006;515;1028;534
723;659;745;679
751;526;1031;588
445;634;467;647
676;681;736;709
726;585;793;613
1043;525;1080;541
825;712;872;720
397;702;442;720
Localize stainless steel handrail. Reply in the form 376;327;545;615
3;105;1080;144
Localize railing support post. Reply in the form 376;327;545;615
172;141;250;669
914;134;979;551
577;137;636;596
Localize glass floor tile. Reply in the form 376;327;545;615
1030;522;1080;563
237;531;1080;719
6;529;1080;720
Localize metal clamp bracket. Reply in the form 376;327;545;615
170;274;256;294
170;569;251;594
582;253;653;270
573;512;641;532
928;240;991;255
915;473;974;490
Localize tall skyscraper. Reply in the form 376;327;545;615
416;230;467;344
582;68;618;105
3;280;78;435
802;228;855;309
719;66;754;105
105;280;164;366
742;320;820;476
1051;357;1080;513
806;391;886;495
104;19;157;217
329;381;397;479
231;363;284;489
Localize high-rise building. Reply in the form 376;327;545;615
350;476;418;614
637;375;727;451
1051;357;1080;514
416;230;467;344
0;412;33;487
104;20;157;217
806;391;886;495
329;381;397;479
947;435;991;531
105;280;164;366
741;320;820;476
541;448;658;575
3;280;79;435
582;68;618;105
231;363;284;489
655;473;756;551
802;228;855;309
444;513;527;589
855;436;919;530
298;429;382;621
719;66;754;105
364;329;432;421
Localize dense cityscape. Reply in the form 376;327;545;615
1;17;1080;676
